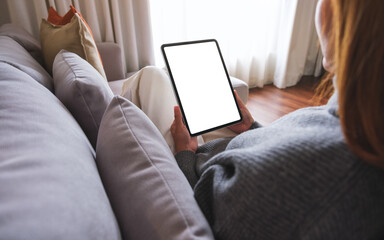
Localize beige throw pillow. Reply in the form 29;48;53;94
40;13;107;79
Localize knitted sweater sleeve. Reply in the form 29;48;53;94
191;148;318;239
175;108;384;239
175;137;232;187
175;121;262;187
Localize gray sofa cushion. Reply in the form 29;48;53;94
0;62;121;239
230;76;249;104
0;23;43;64
0;36;53;91
108;78;126;95
96;42;125;81
96;96;214;240
53;50;113;148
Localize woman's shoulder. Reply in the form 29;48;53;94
196;98;384;238
226;102;343;153
196;120;384;239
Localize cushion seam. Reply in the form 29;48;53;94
116;97;196;236
60;53;99;131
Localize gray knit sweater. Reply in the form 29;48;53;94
175;95;384;240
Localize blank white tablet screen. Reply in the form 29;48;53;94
162;40;241;136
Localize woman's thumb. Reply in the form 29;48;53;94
174;106;183;124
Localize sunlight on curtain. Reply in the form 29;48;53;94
149;0;320;88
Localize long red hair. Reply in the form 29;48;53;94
332;0;384;168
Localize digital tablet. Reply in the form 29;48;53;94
161;39;242;136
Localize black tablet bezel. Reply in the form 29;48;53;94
161;39;242;136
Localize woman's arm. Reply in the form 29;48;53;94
171;91;258;187
227;91;255;133
170;106;198;153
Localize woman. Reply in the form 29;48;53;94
169;0;384;239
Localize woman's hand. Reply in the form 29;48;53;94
228;91;255;134
171;106;198;153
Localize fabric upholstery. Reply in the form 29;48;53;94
0;23;43;64
107;78;126;95
97;42;125;81
40;11;106;79
0;36;53;91
0;62;121;239
230;76;249;104
96;95;214;240
53;50;113;148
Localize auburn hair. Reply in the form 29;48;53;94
331;0;384;168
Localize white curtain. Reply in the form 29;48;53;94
149;0;322;88
2;0;154;73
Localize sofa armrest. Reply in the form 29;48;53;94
230;76;249;104
96;42;125;81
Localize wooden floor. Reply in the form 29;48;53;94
246;76;327;126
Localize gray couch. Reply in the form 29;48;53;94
0;25;121;239
0;23;248;239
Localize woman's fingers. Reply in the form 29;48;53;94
174;106;184;125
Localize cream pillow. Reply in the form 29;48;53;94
40;13;106;79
